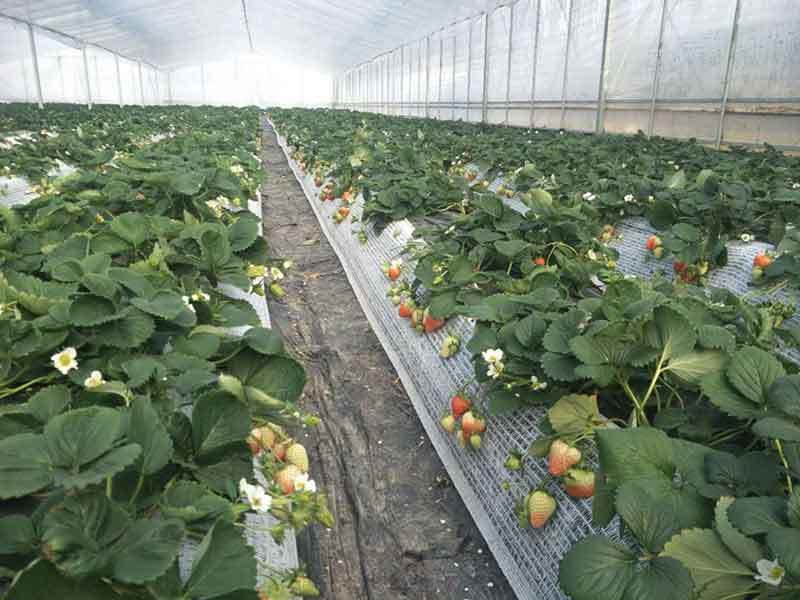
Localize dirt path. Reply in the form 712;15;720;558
259;124;514;600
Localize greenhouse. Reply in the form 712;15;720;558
0;1;799;599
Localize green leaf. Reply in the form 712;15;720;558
0;515;37;555
727;347;785;406
44;407;124;468
228;351;306;409
41;491;130;579
559;535;637;600
615;480;679;552
788;487;800;529
515;313;546;347
111;519;185;584
622;557;693;600
95;308;155;348
122;356;166;387
69;295;119;326
543;309;587;354
494;239;529;258
766;528;800;578
541;352;581;382
174;332;223;358
192;391;250;458
643;307;696;360
229;217;259;252
110;212;150;247
244;327;284;356
752;417;800;441
130;290;186;320
171;171;205;196
769;375;800;418
662;528;755;600
728;497;788;535
160;481;235;531
697;325;735;352
184;520;257;598
0;433;52;499
714;497;763;569
666;350;726;384
597;428;674;484
548;394;603;436
28;384;71;423
5;559;122;600
128;397;173;476
701;371;763;420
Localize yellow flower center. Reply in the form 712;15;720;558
58;355;72;367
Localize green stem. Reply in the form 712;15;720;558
0;374;56;400
620;377;648;427
774;439;794;495
128;472;145;507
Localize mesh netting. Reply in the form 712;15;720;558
270;118;800;600
269;119;628;600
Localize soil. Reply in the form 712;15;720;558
259;124;515;600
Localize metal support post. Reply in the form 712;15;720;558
82;46;93;108
481;12;490;123
27;23;44;108
438;34;444;119
425;36;431;118
505;3;515;125
114;54;123;106
138;61;145;106
400;46;405;115
559;0;574;130
716;0;742;149
452;35;457;121
467;19;473;120
647;0;668;137
594;0;612;133
167;70;173;105
529;0;541;128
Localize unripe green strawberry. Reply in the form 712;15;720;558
469;433;482;450
752;266;764;280
439;335;460;358
290;576;320;597
269;282;285;298
564;468;596;498
547;440;581;476
504;455;522;471
527;490;556;529
440;414;456;433
653;246;664;259
285;443;309;472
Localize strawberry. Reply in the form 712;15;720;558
275;464;302;494
673;260;687;273
653;246;664;259
314;177;323;187
273;442;288;462
753;253;773;268
451;394;471;417
752;266;764;280
534;257;546;266
422;308;445;333
457;429;469;448
564;468;595;498
387;265;401;281
268;282;285;298
547;440;581;477
285;443;309;472
290;576;320;597
337;206;350;218
440;414;456;433
439;335;460;358
646;235;661;251
461;411;486;436
527;490;557;529
247;426;276;456
465;170;477;182
469;433;482;451
398;299;415;318
342;190;352;202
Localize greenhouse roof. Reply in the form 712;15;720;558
0;0;499;70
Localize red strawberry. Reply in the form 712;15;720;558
275;464;302;494
461;411;486;436
527;490;556;529
272;442;287;462
534;257;546;266
387;265;401;281
753;253;773;268
342;189;353;202
247;426;276;456
398;300;415;318
450;394;471;418
547;440;581;477
564;468;596;498
338;206;350;218
673;261;687;273
646;235;661;251
422;309;445;333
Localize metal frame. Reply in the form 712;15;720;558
26;23;44;108
138;61;145;106
559;0;574;130
480;12;490;123
504;3;515;125
466;16;473;122
425;35;431;118
114;55;123;106
647;0;669;137
400;45;405;116
716;0;743;149
438;33;444;119
167;70;173;105
529;0;541;128
82;46;93;108
595;0;612;133
451;34;457;121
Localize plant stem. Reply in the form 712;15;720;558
774;439;794;495
0;374;56;400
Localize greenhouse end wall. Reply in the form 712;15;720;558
336;0;800;150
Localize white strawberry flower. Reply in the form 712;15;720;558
294;473;317;493
390;258;403;268
530;375;548;391
52;347;78;375
582;192;597;202
793;183;800;189
239;478;272;513
740;233;753;243
270;267;285;281
182;296;196;313
624;194;635;203
84;370;105;389
191;290;210;302
586;250;598;261
482;348;505;365
754;559;784;586
282;260;294;270
229;164;245;176
487;363;504;379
